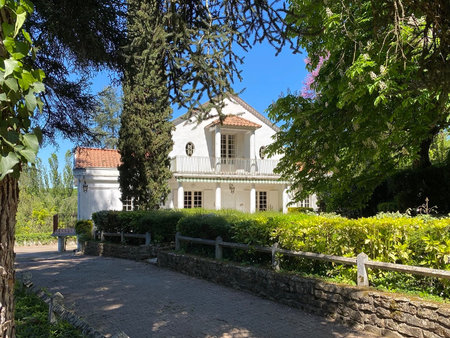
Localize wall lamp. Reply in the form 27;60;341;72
82;180;88;192
229;184;235;194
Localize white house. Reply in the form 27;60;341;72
74;94;317;219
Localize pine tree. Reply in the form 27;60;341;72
92;86;121;149
119;0;173;210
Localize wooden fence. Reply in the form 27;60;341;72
175;232;450;287
95;231;151;246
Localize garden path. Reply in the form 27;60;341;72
15;245;374;338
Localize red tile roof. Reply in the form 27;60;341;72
74;147;121;169
208;115;262;129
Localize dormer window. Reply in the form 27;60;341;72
185;142;195;156
259;146;266;159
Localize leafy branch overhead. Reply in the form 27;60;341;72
0;0;45;180
122;0;304;120
267;0;450;211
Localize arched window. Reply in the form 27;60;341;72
259;146;266;159
185;142;195;156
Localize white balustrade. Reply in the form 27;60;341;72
170;156;279;176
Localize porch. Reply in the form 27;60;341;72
167;179;290;213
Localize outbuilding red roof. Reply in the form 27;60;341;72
74;147;121;169
208;115;262;129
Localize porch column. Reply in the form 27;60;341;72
249;130;256;173
282;186;289;214
215;183;221;210
177;181;184;209
169;190;174;209
250;183;256;213
215;126;221;172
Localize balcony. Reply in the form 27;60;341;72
170;156;280;176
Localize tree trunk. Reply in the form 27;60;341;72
413;128;439;169
0;175;18;337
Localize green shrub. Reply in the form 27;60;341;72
15;233;57;245
176;210;450;298
137;210;183;243
75;219;93;241
287;207;314;213
176;213;235;240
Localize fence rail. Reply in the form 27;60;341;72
95;231;151;246
175;232;450;287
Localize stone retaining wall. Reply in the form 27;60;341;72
158;251;450;337
83;241;172;260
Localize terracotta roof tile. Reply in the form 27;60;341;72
208;115;262;129
74;147;121;169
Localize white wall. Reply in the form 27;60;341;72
75;168;122;220
170;97;281;160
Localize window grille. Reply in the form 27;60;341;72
184;191;202;208
256;191;267;211
185;142;195;156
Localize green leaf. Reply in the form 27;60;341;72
2;23;14;38
24;91;36;111
0;93;6;101
4;77;19;92
32;81;45;93
0;0;5;8
18;147;36;163
22;133;39;152
14;11;27;37
4;59;19;78
0;152;19;180
22;29;32;43
20;0;34;13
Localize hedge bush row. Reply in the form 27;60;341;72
91;209;449;298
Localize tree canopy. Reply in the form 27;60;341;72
267;0;450;211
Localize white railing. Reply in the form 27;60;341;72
170;156;279;176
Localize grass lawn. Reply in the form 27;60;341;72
15;284;85;338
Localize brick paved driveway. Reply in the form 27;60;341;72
15;246;373;338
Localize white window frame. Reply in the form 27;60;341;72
221;134;236;164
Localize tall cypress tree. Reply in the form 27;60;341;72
119;0;173;210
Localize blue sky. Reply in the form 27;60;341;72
38;41;309;170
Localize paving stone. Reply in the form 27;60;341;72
15;245;374;338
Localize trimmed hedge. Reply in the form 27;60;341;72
92;210;185;243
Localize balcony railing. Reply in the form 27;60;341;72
170;156;279;176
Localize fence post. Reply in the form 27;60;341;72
100;231;104;242
357;252;369;287
48;292;64;324
175;232;181;251
53;214;59;233
120;231;125;244
145;232;151;246
272;242;280;271
215;236;223;260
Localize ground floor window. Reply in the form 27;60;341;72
256;191;267;211
299;196;310;208
184;191;202;208
122;197;133;211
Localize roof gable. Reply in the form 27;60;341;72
173;94;279;132
207;115;262;129
74;147;121;169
